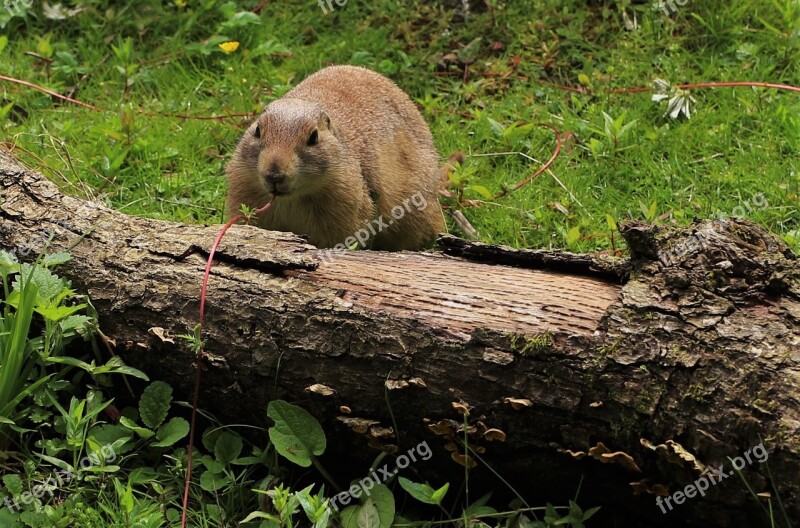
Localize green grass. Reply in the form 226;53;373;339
1;0;799;253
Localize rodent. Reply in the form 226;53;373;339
225;65;448;251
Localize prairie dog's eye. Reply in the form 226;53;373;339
307;130;319;146
253;124;261;138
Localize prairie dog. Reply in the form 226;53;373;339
225;65;445;251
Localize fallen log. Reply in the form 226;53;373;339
1;149;797;528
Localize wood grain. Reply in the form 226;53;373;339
298;251;619;339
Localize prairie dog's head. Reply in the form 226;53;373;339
226;98;343;199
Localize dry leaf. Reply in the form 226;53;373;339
484;428;507;442
452;401;470;416
451;452;477;468
408;377;427;388
305;383;335;396
630;480;669;496
385;379;409;390
504;397;532;410
148;327;174;344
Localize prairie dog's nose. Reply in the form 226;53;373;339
266;171;286;184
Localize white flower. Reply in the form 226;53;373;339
651;79;696;119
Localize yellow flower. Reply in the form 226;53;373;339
219;41;240;53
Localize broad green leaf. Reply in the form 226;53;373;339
469;185;493;200
463;492;494;517
127;467;158;486
582;506;601;521
85;436;116;466
544;503;560;523
139;381;172;429
119;416;155;439
202;428;222;452
0;249;18;268
358;500;380;528
37;453;75;473
365;484;395;528
13;264;69;303
647;201;658;222
430;483;449;504
487;117;506;137
59;314;92;333
295;484;318;518
240;511;281;524
45;356;91;370
251;39;291;57
91;357;149;380
36;36;53;57
222;11;260;28
200;469;232;492
115;479;135;513
398;477;440;505
214;431;243;464
36;303;86;322
152;417;189;447
267;400;326;467
340;506;359;528
42;252;71;267
84;464;121;473
91;364;149;379
231;456;263;465
314;506;331;528
341;485;394;528
2;474;23;495
566;226;581;245
400;477;450;504
201;455;224;473
602;112;614;138
89;424;134;455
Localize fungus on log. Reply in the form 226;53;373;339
1;150;797;528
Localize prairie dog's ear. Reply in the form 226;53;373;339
319;111;332;129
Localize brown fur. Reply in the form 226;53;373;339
225;65;445;251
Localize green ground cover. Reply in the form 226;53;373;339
2;0;798;253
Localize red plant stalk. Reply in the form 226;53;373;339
492;123;563;201
180;198;275;528
0;74;99;111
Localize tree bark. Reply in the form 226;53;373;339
1;150;798;528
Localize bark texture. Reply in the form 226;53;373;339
1;150;798;528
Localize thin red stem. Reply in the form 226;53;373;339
676;81;800;93
492;123;562;200
605;81;799;95
180;199;274;528
139;109;254;122
0;74;99;111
